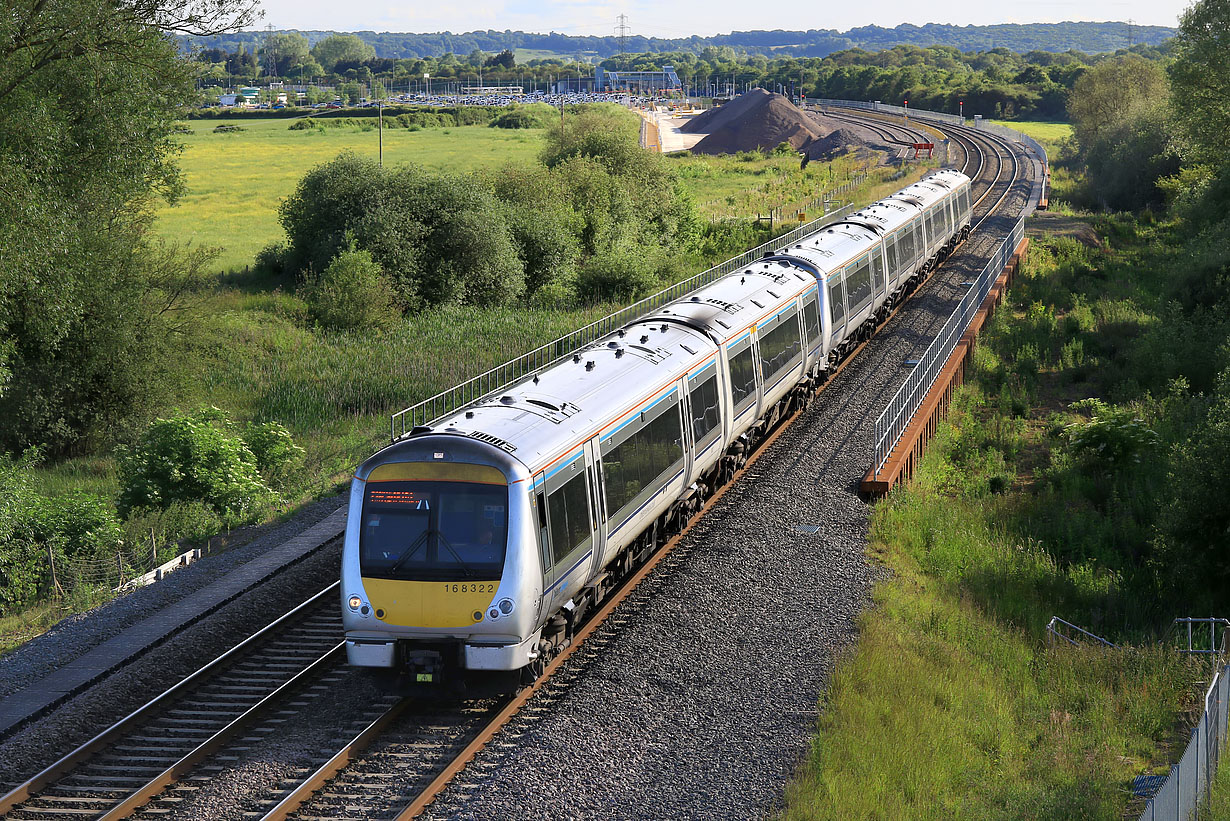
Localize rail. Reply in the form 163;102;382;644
813;99;1048;209
871;217;1027;476
390;183;867;440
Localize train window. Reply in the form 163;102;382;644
729;345;757;408
688;371;721;443
759;312;802;384
886;236;900;274
360;481;509;582
803;294;820;343
828;277;846;326
871;249;885;291
901;226;915;263
602;401;684;522
846;258;872;310
547;470;590;565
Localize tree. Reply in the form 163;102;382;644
1068;55;1177;209
261;32;309;78
0;0;247;453
311;34;375;73
0;0;260;104
1169;0;1230;165
484;49;516;69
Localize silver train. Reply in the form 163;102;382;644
341;169;974;685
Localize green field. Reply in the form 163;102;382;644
155;115;917;274
156;118;547;272
992;119;1073;148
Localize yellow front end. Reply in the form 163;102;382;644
362;577;500;629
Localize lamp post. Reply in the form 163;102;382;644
378;100;384;167
424;73;430;97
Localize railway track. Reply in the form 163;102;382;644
236;113;1040;821
0;586;345;819
0;108;1040;821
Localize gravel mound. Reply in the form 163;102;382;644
803;126;876;161
688;89;826;155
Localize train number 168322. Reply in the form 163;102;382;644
443;583;496;593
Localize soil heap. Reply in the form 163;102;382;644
803;126;877;161
686;89;827;156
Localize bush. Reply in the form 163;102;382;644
287;118;318;131
490;109;545;129
1063;398;1159;469
117;407;300;519
575;243;661;301
302;242;401;331
254;242;290;276
213;123;245;133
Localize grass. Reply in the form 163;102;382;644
991;119;1073;148
784;215;1211;819
155;118;547;272
670;151;933;221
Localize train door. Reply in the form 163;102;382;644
532;474;553;614
537;452;595;609
583;439;608;575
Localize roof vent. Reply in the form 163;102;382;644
465;410;475;419
500;395;515;405
572;354;581;363
640;334;649;343
585;361;595;371
691;296;701;302
608;341;619;348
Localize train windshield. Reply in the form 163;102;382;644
359;481;508;581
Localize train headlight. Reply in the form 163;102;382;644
348;595;362;611
498;598;515;615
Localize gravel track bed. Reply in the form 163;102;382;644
150;668;392;821
0;130;1032;817
416;143;1035;820
0;538;343;790
0;493;345;704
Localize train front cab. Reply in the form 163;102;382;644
342;436;541;683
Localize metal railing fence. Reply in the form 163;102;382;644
390;179;866;440
1137;664;1230;821
1046;616;1120;649
870;217;1026;476
809;98;967;127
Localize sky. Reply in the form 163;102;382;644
254;0;1191;37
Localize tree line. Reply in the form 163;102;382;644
189;37;1167;122
1057;0;1230;597
180;21;1175;62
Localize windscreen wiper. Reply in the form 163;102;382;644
387;528;431;575
436;532;479;579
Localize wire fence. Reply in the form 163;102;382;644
1136;664;1230;821
389;173;870;440
33;535;204;604
870;217;1027;476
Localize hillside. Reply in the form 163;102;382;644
182;21;1174;61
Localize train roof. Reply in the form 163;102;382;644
643;258;815;344
390;260;815;477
